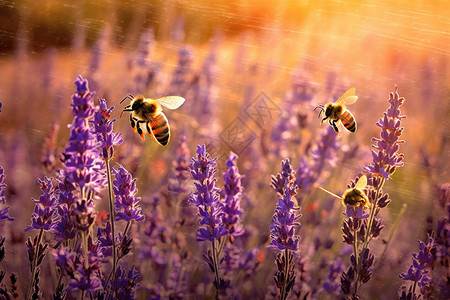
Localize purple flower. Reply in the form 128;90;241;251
92;98;123;160
71;199;96;232
222;152;244;241
364;86;405;178
113;166;144;222
189;145;228;242
294;126;340;194
322;258;344;295
169;46;194;95
0;167;13;221
399;235;435;297
342;205;369;220
25;177;58;232
167;136;191;196
52;205;76;246
67;269;102;293
110;266;140;298
52;247;76;275
61;75;106;193
67;239;103;293
268;159;301;252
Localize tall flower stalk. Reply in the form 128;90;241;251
342;87;406;297
92;97;123;288
25;177;57;299
269;159;301;300
189;145;228;293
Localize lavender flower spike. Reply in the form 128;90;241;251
62;75;106;194
189;144;228;242
222;152;244;242
399;235;435;299
269;159;301;252
92;98;123;160
364;86;405;179
0;167;13;221
113;166;145;222
25;177;58;232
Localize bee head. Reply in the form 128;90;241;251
131;96;145;111
324;103;334;117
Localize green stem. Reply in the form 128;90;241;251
105;158;117;285
280;249;290;300
81;231;89;270
26;229;44;300
354;176;386;296
353;225;360;296
211;238;221;295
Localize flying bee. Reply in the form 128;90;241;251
314;87;358;135
319;175;370;208
120;94;185;146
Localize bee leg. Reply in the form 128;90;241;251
136;120;146;140
330;121;340;135
120;105;133;118
129;115;137;132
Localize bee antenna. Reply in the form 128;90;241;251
313;105;324;118
120;93;135;104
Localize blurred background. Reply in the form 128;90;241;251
0;0;449;298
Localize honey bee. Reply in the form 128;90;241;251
120;94;185;146
319;175;370;208
314;87;358;135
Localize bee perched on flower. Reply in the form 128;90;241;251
319;175;370;208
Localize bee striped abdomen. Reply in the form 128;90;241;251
150;113;170;146
341;110;357;132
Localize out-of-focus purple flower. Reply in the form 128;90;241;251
222;152;244;242
169;46;194;95
67;269;102;293
364;87;405;178
0;167;13;221
322;258;344;295
268;159;301;252
41;123;60;172
399;235;436;297
139;195;170;268
52;247;76;275
25;177;58;232
311;126;340;171
71;199;96;232
92;98;123;160
189;145;228;242
110;266;140;298
294;126;340;194
113;166;144;222
238;247;263;279
167;136;191;196
61;75;106;194
67;239;103;293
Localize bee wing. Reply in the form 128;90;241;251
319;186;343;200
354;175;367;190
335;87;357;105
155;96;185;110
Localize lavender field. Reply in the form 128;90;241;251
0;0;448;299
